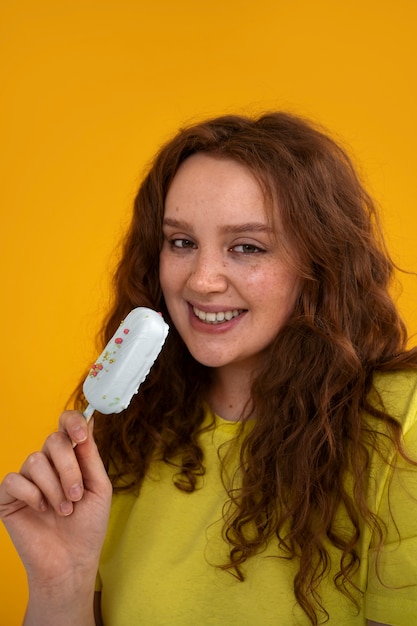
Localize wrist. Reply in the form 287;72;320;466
24;570;96;626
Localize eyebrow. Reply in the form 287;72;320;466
162;217;274;235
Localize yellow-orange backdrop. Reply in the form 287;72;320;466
1;1;416;622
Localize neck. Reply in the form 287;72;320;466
207;364;254;422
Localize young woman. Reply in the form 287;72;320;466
1;112;417;626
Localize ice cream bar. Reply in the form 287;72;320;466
83;307;169;419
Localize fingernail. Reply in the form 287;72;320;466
72;426;87;443
69;484;83;501
60;500;73;516
39;498;48;512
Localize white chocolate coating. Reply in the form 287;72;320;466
83;308;169;416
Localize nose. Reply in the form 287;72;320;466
186;249;228;295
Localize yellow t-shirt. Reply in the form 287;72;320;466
96;370;417;625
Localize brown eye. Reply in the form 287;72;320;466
171;238;196;249
232;244;264;254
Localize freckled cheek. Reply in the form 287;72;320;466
159;255;188;302
247;266;300;308
241;266;286;292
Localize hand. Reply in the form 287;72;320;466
0;411;112;597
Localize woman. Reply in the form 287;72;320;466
1;112;417;625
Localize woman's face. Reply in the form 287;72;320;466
159;153;300;376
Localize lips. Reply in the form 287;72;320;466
192;305;245;325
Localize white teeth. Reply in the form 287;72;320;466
193;306;243;324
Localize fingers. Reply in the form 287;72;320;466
0;471;47;516
0;430;83;518
39;415;111;513
58;409;89;445
1;410;111;520
21;431;84;516
72;419;112;502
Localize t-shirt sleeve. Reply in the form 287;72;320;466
365;417;417;625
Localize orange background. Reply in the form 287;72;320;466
0;1;416;622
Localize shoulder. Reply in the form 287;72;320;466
369;369;417;434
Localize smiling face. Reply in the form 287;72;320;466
159;153;300;379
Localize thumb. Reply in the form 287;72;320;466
74;419;110;495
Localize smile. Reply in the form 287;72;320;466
192;306;245;325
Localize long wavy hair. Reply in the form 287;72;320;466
75;112;417;624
